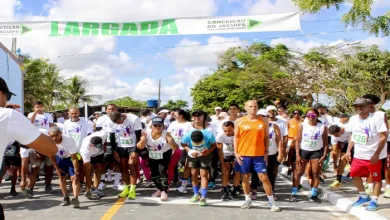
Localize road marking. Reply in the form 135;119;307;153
100;197;126;220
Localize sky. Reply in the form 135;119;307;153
0;0;389;108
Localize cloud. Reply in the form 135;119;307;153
0;0;21;21
248;0;299;15
270;37;323;52
132;78;185;101
372;0;390;9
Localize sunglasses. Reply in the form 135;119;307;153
293;112;299;115
306;113;317;118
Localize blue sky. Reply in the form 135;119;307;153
1;0;389;108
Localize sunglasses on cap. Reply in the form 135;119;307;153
306;113;317;118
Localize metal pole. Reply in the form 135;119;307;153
158;79;161;108
11;38;17;54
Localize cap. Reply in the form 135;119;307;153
214;106;222;111
158;109;169;114
192;109;204;115
257;109;267;116
91;130;107;143
0;77;16;96
266;105;277;112
340;113;350;118
152;117;164;125
352;98;369;106
90;131;107;149
191;130;204;144
218;112;229;119
313;103;325;109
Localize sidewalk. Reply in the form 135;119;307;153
279;164;390;220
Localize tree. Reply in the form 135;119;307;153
105;96;147;108
162;100;189;110
64;76;101;107
292;0;390;36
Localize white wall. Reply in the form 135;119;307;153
0;48;23;111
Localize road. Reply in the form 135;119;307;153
0;175;356;220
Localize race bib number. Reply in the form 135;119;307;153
225;144;234;153
303;139;318;148
70;133;81;142
352;132;367;145
194;146;208;153
269;140;273;147
149;151;163;160
120;138;134;146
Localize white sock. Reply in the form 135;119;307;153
107;169;113;181
114;173;120;185
359;191;368;199
267;195;275;204
368;183;374;188
386;184;390;190
101;174;106;182
245;195;251;201
372;196;378;202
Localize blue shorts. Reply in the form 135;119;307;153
240;156;267;174
56;156;75;177
233;161;242;173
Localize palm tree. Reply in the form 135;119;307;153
64;76;101;107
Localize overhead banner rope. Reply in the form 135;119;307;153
0;12;300;38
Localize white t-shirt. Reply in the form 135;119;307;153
210;115;219;124
1;108;41;161
216;132;234;156
167;121;192;149
95;115;115;132
331;122;351;145
271;119;288;137
79;134;105;163
146;130;171;153
113;115;141;148
268;123;278;155
190;123;218;137
27;112;53;134
346;113;388;160
56;135;77;158
63;119;92;151
301;121;325;151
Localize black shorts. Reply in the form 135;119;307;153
299;149;322;160
90;154;105;165
223;155;235;162
187;154;212;169
179;149;187;166
138;148;148;159
117;147;137;158
3;156;21;167
104;154;116;163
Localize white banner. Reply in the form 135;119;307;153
0;12;300;38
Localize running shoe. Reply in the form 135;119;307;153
231;191;239;200
199;197;208;207
84;191;92;200
10;188;18;197
289;194;297;202
189;195;200;203
352;196;371;207
93;189;105;197
45;185;54;194
240;200;252;209
145;181;153;188
383;189;390;198
160;191;168;201
23;189;33;199
329;180;341;188
250;192;257;200
221;192;230;201
128;190;136;200
151;190;162;197
177;185;188;194
268;202;281;212
71;198;80;208
118;187;129;198
112;184;119;190
207;182;216;189
310;196;321;203
62;196;70;206
341;176;350;184
117;184;125;191
365;200;378;211
317;188;323;196
98;182;105;190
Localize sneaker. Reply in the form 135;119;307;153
317;188;323;196
383;189;390;198
189;195;200;203
231;191;239;200
240;200;252;209
310;195;321;203
62;196;71;206
10;189;18;196
118;187;129;198
250;192;257;200
23;189;33;199
145;181;153;188
128;190;136;200
84;191;92;200
112;184;119;190
352;196;371;207
221;192;229;201
98;182;105;190
268;202;281;212
93;189;105;197
71;198;80;208
341;176;350;184
329;180;341;188
160;191;168;201
199;197;207;207
45;185;54;194
365;186;374;196
289;194;297;202
117;184;125;191
207;182;216;189
151;190;162;197
365;200;378;211
177;185;188;194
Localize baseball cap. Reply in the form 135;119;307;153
158;109;169;114
0;77;16;100
152;117;164;125
352;98;369;106
340;114;350;118
266;105;277;112
90;130;107;149
192;109;204;115
214;106;222;111
257;109;267;116
191;130;204;145
313;103;325;109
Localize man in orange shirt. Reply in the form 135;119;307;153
234;100;281;212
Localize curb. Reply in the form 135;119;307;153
278;165;389;220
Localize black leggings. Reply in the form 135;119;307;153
149;149;172;192
251;154;278;191
209;150;219;183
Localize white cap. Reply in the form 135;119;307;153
158;109;170;114
218;112;229;119
214;106;222;111
257;109;267;116
266;105;277;112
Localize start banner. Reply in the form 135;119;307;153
0;12;300;38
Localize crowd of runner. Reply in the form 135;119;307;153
1;94;390;212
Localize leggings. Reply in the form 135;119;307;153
209;149;220;183
150;149;172;192
140;156;151;181
168;149;181;184
251;154;278;191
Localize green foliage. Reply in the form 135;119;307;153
292;0;390;36
105;96;147;108
161;100;188;110
64;76;101;107
287;104;311;115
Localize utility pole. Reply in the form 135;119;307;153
158;79;161;108
11;38;17;54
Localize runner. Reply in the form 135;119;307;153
79;130;108;199
235;100;280;211
0;140;21;196
109;111;142;200
328;114;351;188
286;110;302;174
137;117;179;201
48;127;80;208
345;98;387;211
210;106;222;123
290;108;328;203
62;107;92;189
27;101;55;196
182;129;217;207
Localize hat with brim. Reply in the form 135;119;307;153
152;116;164;125
266;106;277;112
0;77;16;97
192;110;204;116
158;109;169;114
